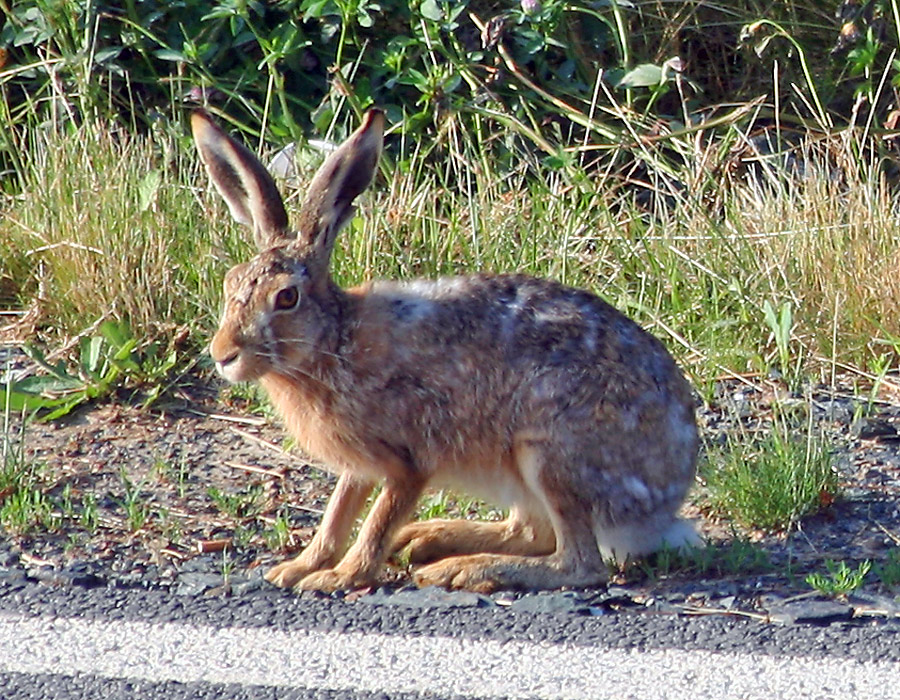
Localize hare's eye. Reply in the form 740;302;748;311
274;286;299;310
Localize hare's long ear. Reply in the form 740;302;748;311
296;109;383;267
191;110;290;250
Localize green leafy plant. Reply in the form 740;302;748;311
806;559;871;597
417;490;457;520
702;415;838;533
207;485;264;520
154;457;192;499
637;537;771;581
220;548;236;585
0;409;57;534
118;467;151;533
264;513;295;552
232;523;255;550
80;492;98;534
416;489;503;522
873;549;900;589
0;320;177;420
0;486;58;535
762;300;801;386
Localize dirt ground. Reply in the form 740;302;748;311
4;368;900;618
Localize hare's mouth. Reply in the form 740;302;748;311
215;351;239;382
214;349;260;383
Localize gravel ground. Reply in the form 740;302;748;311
4;351;900;627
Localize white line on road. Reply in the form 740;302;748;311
2;611;898;699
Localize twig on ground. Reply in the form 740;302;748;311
185;408;267;426
224;461;285;479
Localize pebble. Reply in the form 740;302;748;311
766;598;854;625
509;591;589;615
174;573;227;597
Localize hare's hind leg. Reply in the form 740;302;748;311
266;472;373;588
391;507;555;564
412;444;608;592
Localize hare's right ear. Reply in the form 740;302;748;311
191;110;290;250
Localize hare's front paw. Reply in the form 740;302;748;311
413;555;501;593
265;561;306;588
295;568;373;592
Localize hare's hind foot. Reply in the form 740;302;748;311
392;511;555;564
413;552;608;593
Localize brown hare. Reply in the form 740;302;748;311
192;108;699;593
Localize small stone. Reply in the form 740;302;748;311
757;593;786;609
766;598;853;625
0;569;28;590
604;586;640;601
174;572;225;596
510;592;588;615
60;561;105;588
821;400;852;425
0;548;18;568
230;576;265;596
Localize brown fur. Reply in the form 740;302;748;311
191;108;700;592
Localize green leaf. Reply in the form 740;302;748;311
302;0;335;20
153;48;188;63
443;72;461;94
357;9;374;28
41;395;89;421
397;68;429;89
22;345;76;383
420;0;443;21
93;46;123;64
0;386;85;419
12;375;83;395
138;169;162;213
99;321;132;350
542;152;572;170
618;63;664;88
81;335;106;376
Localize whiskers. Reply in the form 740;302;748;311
277;336;347;365
254;345;342;396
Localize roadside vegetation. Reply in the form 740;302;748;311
2;0;900;590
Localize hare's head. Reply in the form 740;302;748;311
191;109;383;382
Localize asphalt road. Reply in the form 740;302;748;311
2;577;900;699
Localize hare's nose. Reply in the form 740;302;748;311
215;350;238;368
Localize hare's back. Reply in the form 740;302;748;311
373;274;681;384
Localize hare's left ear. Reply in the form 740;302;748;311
295;109;384;266
191;110;290;250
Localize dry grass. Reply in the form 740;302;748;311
1;121;250;344
3;114;900;392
